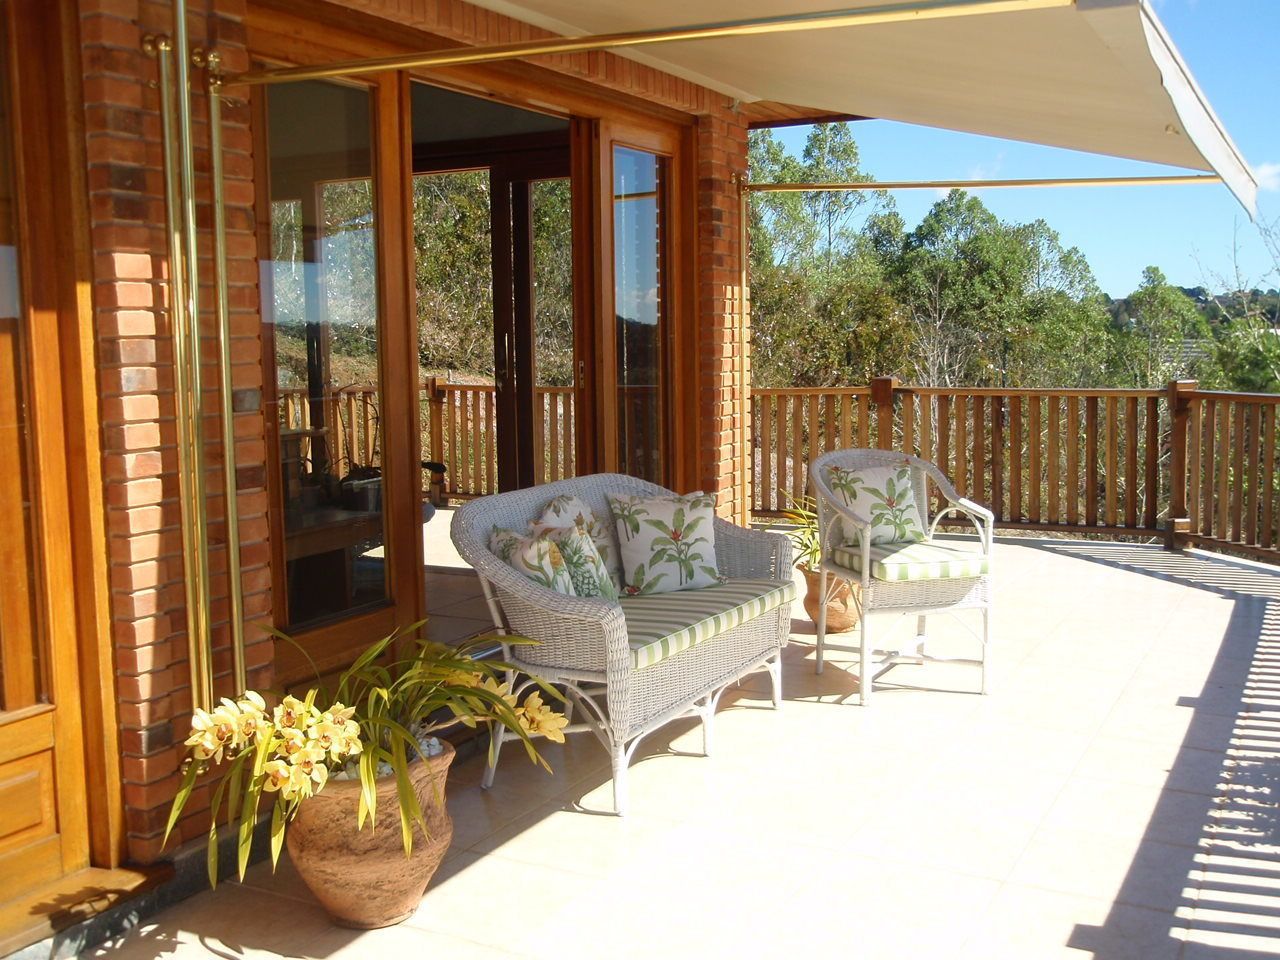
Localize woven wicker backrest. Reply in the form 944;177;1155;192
451;472;673;577
809;448;954;528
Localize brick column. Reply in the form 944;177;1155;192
695;108;750;519
79;0;272;863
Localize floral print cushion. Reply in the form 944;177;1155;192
528;522;620;602
827;462;926;545
536;494;621;587
607;491;722;595
489;526;577;596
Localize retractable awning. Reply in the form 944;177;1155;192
467;0;1258;215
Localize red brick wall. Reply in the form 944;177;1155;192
696;109;750;517
79;0;273;863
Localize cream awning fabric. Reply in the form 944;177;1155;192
469;0;1257;214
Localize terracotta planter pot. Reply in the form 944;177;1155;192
286;741;455;929
800;565;860;634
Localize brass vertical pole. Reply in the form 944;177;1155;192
153;34;214;711
172;0;214;708
208;60;247;692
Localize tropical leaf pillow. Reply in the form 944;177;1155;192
527;522;619;602
827;462;926;545
488;526;577;596
607;491;721;595
535;494;621;587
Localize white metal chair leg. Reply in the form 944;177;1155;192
859;609;871;705
768;652;782;708
815;567;828;674
699;697;714;757
981;606;991;695
481;727;505;789
611;743;629;817
915;613;928;658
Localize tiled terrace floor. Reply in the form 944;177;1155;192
86;539;1280;959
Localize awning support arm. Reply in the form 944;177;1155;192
225;0;1075;87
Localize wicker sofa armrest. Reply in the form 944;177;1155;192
713;519;793;580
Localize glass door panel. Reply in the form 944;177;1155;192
262;80;388;629
532;177;575;483
612;146;666;483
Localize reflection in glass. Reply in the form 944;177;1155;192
263;81;387;629
613;147;665;482
0;6;45;712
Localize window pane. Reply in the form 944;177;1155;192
263;80;387;629
0;6;45;712
613;147;665;482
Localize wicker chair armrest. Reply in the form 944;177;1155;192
928;498;995;553
713;519;792;580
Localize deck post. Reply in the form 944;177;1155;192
1166;379;1197;551
871;376;899;450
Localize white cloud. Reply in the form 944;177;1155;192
1256;161;1280;193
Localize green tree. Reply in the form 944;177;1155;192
1114;266;1222;387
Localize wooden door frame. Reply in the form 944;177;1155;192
0;0;121;878
596;117;698;491
253;70;425;684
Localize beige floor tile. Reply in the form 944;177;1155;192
962;884;1187;960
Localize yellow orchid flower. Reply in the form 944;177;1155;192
272;695;311;731
184;702;239;762
261;758;292;793
516;691;569;744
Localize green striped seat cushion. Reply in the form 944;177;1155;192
619;578;796;669
832;540;989;582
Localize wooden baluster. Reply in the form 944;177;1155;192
902;391;916;456
362;391;374;465
824;394;836;453
839;394;851;449
1104;396;1118;527
920;393;934;467
550;392;561;483
1187;398;1202;535
759;395;772;512
970;395;984;504
1262;405;1277;550
937;394;952;511
1125;396;1138;528
1047;395;1060;523
791;395;804;501
1028;394;1042;524
1217;401;1231;539
1144;396;1159;531
1085;396;1099;527
1201;398;1216;537
872;377;897;450
1231;402;1245;542
1009;395;1022;523
485;389;496;493
566;391;576;479
776;394;788;510
345;390;357;467
1065;396;1079;525
991;396;1004;521
856;395;870;447
1246;402;1261;546
955;396;968;499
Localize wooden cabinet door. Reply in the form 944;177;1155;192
0;0;91;899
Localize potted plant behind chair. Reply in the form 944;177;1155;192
777;495;860;633
165;626;566;929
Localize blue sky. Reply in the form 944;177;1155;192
774;0;1279;299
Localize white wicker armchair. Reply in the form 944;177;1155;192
451;474;793;815
810;449;993;704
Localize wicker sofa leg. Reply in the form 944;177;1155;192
611;741;630;817
815;567;829;675
766;651;783;708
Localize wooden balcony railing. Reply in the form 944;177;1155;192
753;377;1280;562
278;379;577;498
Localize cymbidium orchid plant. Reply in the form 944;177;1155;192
165;625;566;887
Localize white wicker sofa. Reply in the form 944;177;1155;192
451;473;794;815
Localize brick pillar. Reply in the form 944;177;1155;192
695;107;749;519
79;0;272;864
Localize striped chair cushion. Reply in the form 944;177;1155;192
832;540;989;582
620;578;797;669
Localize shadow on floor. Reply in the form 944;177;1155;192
1034;542;1280;958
